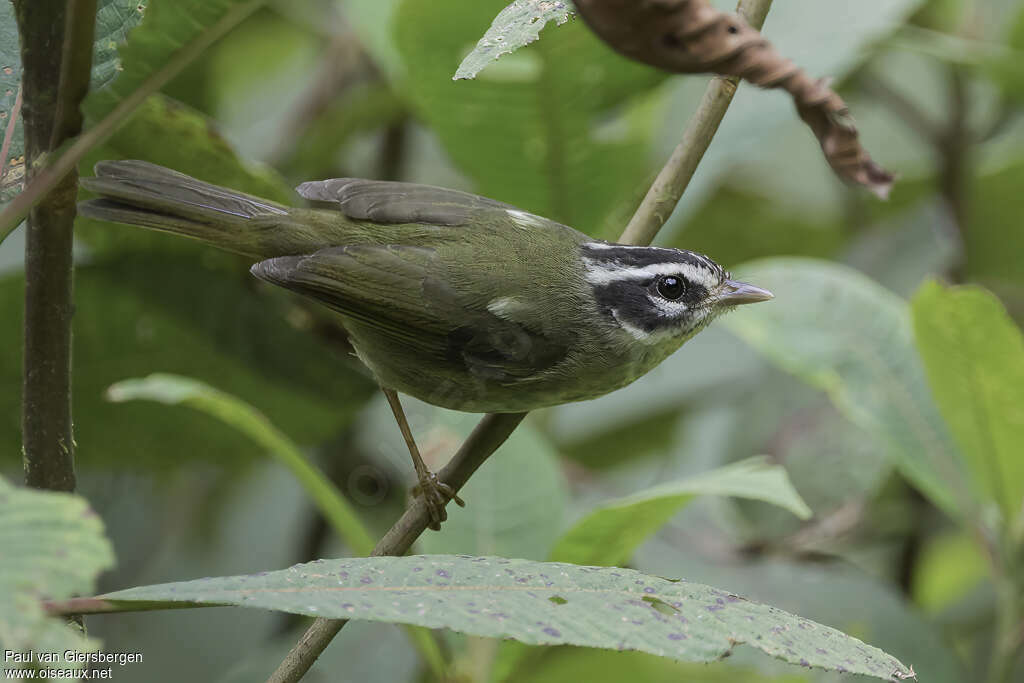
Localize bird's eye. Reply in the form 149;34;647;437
657;275;686;300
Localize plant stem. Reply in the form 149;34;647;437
268;1;774;679
16;0;98;491
618;0;773;246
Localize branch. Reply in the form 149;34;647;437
620;1;772;246
573;0;894;199
16;0;98;492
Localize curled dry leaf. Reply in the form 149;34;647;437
573;0;895;198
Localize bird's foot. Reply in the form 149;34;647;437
412;472;465;531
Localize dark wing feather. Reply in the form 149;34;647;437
295;178;523;227
251;245;568;379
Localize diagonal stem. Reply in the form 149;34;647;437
268;1;775;680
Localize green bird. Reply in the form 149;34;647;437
79;160;772;527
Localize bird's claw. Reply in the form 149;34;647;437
413;472;464;530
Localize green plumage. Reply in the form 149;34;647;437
79;161;749;413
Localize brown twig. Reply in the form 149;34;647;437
573;0;894;199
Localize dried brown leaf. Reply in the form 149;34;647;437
573;0;895;198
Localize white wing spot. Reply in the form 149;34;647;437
506;209;544;229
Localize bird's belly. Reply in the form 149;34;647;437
351;332;672;413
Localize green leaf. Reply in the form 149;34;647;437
394;0;662;236
911;281;1024;521
0;0;145;204
0;476;115;670
722;258;966;519
454;1;574;80
912;531;989;614
549;457;811;567
100;555;913;680
107;373;377;555
81;0;264;125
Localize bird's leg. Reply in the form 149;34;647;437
382;388;464;530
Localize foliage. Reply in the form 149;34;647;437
101;555;912;679
3;0;1024;681
0;476;115;672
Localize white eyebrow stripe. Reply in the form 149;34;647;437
583;259;718;287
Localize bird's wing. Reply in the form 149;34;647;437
251;244;569;380
295;178;549;228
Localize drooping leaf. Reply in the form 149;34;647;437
911;281;1024;520
550;457;811;567
0;476;115;671
721;258;966;518
100;555;913;680
394;0;663;236
454;1;575;80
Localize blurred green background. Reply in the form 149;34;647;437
3;0;1024;680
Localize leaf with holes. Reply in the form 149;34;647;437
454;0;575;80
0;476;115;672
100;555;912;680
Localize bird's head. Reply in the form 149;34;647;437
580;242;772;345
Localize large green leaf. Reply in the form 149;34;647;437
550;457;811;567
721;258;966;518
0;476;115;671
394;0;662;236
912;281;1024;522
100;555;913;679
637;544;967;683
0;0;145;205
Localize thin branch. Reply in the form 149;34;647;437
619;2;772;245
266;2;775;680
0;84;22;183
17;0;98;492
0;0;268;245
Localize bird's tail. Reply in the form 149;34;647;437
78;160;295;257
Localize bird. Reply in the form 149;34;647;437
79;160;773;529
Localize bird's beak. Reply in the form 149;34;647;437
718;279;774;306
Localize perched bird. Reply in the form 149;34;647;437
79;160;772;528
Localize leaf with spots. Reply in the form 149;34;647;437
721;258;967;519
98;555;912;680
0;476;115;673
549;456;811;567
